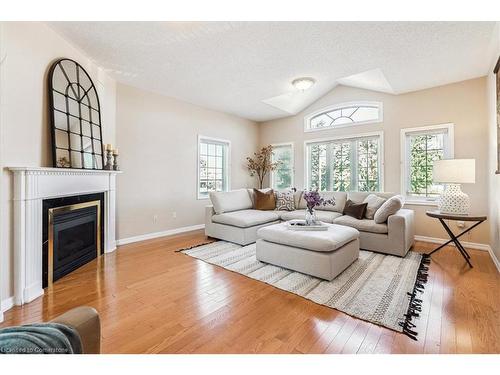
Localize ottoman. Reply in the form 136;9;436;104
256;222;360;281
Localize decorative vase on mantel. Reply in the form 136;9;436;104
305;208;317;226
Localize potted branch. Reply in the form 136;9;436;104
246;145;281;189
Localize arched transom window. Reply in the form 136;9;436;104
305;101;383;132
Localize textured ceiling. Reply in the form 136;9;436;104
48;22;497;122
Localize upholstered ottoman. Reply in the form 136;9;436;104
256;222;360;281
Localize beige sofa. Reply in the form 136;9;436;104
205;189;414;257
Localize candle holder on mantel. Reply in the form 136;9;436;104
112;150;119;171
104;148;114;170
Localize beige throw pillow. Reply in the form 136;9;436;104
363;194;387;219
374;195;404;224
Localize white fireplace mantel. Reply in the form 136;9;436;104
9;167;122;306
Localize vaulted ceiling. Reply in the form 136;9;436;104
48;22;497;122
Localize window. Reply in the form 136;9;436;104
270;143;294;190
198;136;230;199
401;124;454;202
305;101;383;132
305;132;383;192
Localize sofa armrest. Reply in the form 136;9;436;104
50;306;100;354
205;205;215;222
387;209;415;254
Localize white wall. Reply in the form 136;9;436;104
487;23;500;268
0;22;117;310
259;78;490;246
115;83;259;241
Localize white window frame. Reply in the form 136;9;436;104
304;101;383;133
400;123;454;205
197;135;231;200
304;131;385;192
270;142;295;190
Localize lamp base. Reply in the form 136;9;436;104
438;184;470;215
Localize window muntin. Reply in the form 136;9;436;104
305;102;382;132
198;137;230;199
306;133;382;192
270;144;294;190
401;124;453;202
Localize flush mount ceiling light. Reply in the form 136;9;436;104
292;77;316;91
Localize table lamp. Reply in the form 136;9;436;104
432;159;475;214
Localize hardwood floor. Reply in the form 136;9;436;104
1;230;499;354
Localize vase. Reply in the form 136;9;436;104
305;208;317;225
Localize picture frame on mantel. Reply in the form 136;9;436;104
495;55;500;174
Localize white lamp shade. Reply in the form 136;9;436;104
433;159;475;184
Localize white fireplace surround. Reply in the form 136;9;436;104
9;167;121;306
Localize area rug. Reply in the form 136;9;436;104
179;241;429;339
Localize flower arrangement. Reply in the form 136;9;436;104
303;190;335;215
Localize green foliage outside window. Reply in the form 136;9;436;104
408;134;444;197
308;137;379;192
274;147;293;189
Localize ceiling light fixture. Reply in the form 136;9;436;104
292;77;315;91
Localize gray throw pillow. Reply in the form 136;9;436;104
363;194;387;219
374;195;404;224
275;191;295;211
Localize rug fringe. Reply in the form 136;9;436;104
175;240;217;253
400;253;431;341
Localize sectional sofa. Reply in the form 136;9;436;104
205;189;415;257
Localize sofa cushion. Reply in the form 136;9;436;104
275;191;295;211
333;215;388;234
297;191;347;213
363;194;387;219
247;188;273;207
257;222;359;252
343;200;368;220
212;209;279;228
253;189;276;210
293;190;303;208
278;210;342;223
374;195;404;224
210;189;253;214
347;191;396;203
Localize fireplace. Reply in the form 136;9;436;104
42;193;105;288
9;167;120;306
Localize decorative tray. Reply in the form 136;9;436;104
286;220;328;231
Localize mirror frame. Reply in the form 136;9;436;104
48;58;105;170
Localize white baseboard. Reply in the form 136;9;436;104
489;249;500;273
116;224;205;246
415;235;500;273
415;235;490;251
1;296;14;313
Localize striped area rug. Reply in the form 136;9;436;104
180;241;429;338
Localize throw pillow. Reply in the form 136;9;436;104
343;199;368;220
363;194;387;219
275;191;295;211
293;189;303;209
247;188;273;207
374;195;404;224
253;189;276;210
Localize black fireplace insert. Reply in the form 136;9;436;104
42;193;104;288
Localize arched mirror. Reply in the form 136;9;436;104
48;58;104;169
